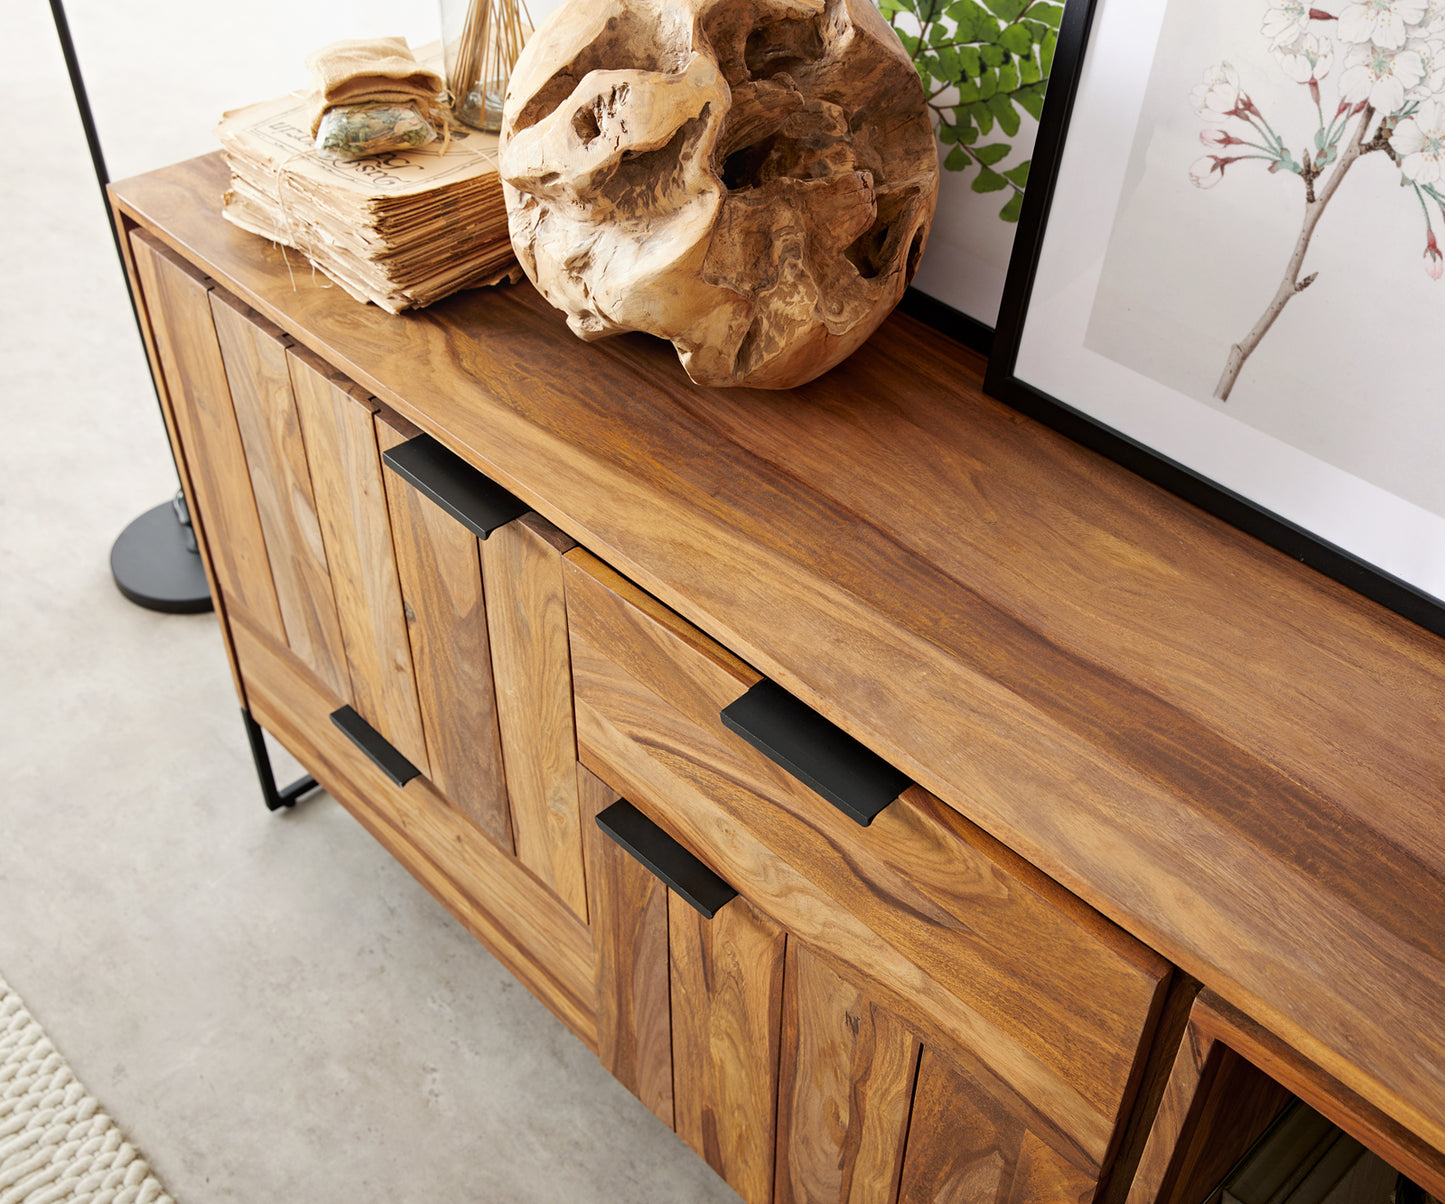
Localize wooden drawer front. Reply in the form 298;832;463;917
564;552;1170;1187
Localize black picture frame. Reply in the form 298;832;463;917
899;285;994;355
887;1;1080;355
982;0;1445;640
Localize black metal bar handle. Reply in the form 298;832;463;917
595;800;738;919
330;706;420;787
719;679;910;827
382;433;528;540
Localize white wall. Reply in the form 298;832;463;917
60;0;566;182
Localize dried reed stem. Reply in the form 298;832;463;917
448;0;531;129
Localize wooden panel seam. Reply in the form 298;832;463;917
117;221;242;701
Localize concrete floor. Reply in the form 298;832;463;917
3;2;736;1200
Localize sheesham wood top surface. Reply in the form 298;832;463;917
113;153;1445;1152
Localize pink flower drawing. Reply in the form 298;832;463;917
1337;0;1428;48
1391;97;1445;180
1191;2;1445;400
1339;41;1425;112
1426;228;1445;276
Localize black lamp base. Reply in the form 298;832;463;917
110;494;213;614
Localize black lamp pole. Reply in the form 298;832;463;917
49;0;213;614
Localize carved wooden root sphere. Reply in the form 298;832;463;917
499;0;939;388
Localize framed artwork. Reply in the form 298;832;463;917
882;0;1071;347
986;0;1445;635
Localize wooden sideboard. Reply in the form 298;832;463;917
111;152;1445;1204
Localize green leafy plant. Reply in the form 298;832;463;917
877;0;1064;220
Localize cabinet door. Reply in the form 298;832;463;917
129;230;283;643
775;942;919;1204
375;416;513;850
670;890;786;1204
482;513;588;920
208;292;350;697
131;233;601;1048
778;940;1102;1204
374;431;589;919
287;346;429;775
582;767;675;1127
587;791;785;1204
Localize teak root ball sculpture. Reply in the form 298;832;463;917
498;0;940;388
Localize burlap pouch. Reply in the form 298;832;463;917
305;37;444;136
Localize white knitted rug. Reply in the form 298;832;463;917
0;974;174;1204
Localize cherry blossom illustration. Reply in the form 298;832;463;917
1191;1;1445;399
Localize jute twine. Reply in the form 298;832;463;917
264;101;454;296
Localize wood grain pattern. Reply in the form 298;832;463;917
128;230;284;639
375;413;513;849
579;763;674;1128
228;608;597;1050
775;942;919;1204
482;513;586;919
671;889;786;1204
1094;973;1203;1204
118;229;245;699
115;213;242;701
897;1044;1096;1204
1125;1026;1290;1204
576;681;1116;1182
502;0;937;390
1184;993;1445;1201
113;156;1445;1157
208;289;349;696
564;550;1165;1170
286;345;429;775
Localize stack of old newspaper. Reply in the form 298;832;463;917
215;88;519;313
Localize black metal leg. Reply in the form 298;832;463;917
241;708;320;812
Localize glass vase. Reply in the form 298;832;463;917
439;0;530;132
